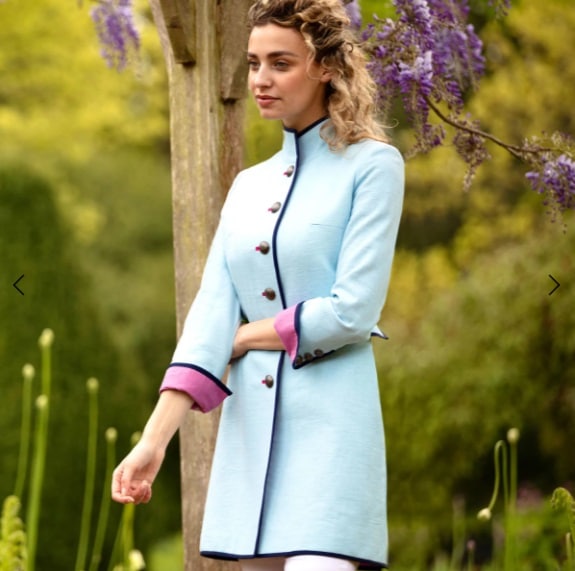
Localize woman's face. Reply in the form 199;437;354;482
247;23;331;132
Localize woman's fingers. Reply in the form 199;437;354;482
111;443;163;504
112;463;138;503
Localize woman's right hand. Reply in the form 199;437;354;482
111;441;165;505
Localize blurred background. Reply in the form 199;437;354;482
0;0;573;569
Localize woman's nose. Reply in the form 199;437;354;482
253;66;272;87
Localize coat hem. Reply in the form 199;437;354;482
200;549;387;570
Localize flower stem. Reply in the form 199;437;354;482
88;427;117;571
25;394;49;571
122;503;135;569
488;441;505;513
14;365;35;500
26;330;54;571
75;378;100;571
566;533;574;571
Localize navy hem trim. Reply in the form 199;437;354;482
370;331;389;340
167;362;232;395
200;549;387;570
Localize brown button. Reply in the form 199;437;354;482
304;352;313;362
283;165;295;177
255;241;270;255
314;349;324;357
261;375;274;388
262;288;276;301
268;201;282;213
295;355;303;366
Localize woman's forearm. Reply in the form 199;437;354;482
140;390;194;450
232;317;285;358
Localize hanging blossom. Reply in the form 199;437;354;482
91;0;140;71
342;0;362;30
363;0;485;155
526;152;575;216
359;0;575;214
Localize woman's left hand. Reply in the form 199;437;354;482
231;324;248;360
231;318;284;361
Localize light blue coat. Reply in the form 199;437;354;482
160;118;404;570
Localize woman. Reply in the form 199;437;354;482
112;1;404;570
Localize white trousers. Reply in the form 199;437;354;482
239;555;358;571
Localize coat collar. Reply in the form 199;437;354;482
281;117;330;164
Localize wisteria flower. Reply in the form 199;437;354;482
91;0;140;71
363;0;485;154
526;154;575;213
342;0;362;30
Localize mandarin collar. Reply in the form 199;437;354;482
280;117;330;163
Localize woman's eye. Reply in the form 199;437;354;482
247;60;259;70
274;61;289;70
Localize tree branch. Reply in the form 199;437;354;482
425;96;558;161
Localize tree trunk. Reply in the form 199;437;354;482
149;0;250;568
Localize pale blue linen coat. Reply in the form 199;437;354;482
160;118;404;570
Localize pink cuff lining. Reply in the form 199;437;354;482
160;365;231;413
273;304;300;362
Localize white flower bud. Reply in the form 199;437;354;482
22;364;35;380
38;328;54;348
129;549;146;570
105;427;118;443
87;377;99;393
36;394;49;410
507;427;520;444
477;508;492;521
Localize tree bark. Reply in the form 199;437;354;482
149;0;250;568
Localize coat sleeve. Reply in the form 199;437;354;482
159;211;241;412
274;143;404;369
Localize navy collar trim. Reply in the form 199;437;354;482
283;116;329;138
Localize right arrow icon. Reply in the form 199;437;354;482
548;274;560;296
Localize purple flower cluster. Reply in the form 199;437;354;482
91;0;140;71
343;0;362;31
526;154;575;214
363;0;485;154
453;118;490;190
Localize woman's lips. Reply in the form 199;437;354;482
256;95;279;107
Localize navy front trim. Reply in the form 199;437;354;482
168;362;232;395
253;351;286;554
271;139;300;309
200;549;387;570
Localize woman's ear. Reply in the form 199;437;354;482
320;67;333;83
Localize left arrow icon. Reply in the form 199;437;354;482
13;274;25;295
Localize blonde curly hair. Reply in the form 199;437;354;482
247;0;388;149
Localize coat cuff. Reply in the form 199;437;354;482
273;303;302;363
160;364;232;413
274;303;333;369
